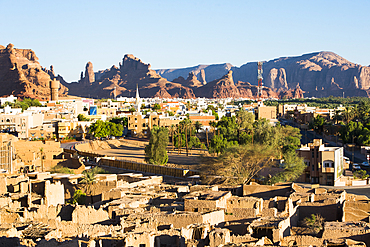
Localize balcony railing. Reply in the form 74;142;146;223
322;167;334;173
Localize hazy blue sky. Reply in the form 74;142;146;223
1;0;369;82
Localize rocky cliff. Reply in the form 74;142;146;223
0;44;68;100
64;54;195;99
157;51;370;98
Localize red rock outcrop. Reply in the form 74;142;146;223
195;71;240;98
173;72;203;88
62;51;370;99
0;44;68;100
157;51;370;98
64;54;195;99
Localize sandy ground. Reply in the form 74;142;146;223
94;142;207;170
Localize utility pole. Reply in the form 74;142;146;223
257;61;263;103
206;129;209;148
178;125;182;154
352;135;355;163
185;126;189;156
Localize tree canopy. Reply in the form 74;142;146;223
145;126;169;165
3;98;42;111
204;111;304;185
89;120;123;138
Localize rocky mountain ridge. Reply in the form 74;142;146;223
1;43;369;100
156;51;370;98
0;44;68;100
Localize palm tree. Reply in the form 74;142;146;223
343;106;354;124
39;148;45;172
194;121;203;133
80;168;96;204
169;125;175;152
332;110;342;125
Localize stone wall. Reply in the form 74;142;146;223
209;228;230;247
343;201;370;222
184;199;217;213
45;181;64;206
298;202;341;221
226;196;263;215
0;177;7;195
124;231;155;247
71;205;109;224
225;208;257;221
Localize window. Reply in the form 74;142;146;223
323;160;334;168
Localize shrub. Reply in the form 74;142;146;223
49;165;74;174
353;169;369;180
68;189;86;205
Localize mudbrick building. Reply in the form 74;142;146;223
0;167;369;246
0;135;366;246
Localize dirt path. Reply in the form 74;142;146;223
94;141;206;170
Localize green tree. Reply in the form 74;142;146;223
145;126;169;165
343;106;354;124
89;120;123;138
269;151;305;184
77;114;89;121
194;121;203;133
208;134;237;155
236;109;255;130
3;98;42;111
109;117;128;127
80;168;97;204
310;115;326;133
89;120;109;138
152;103;161;111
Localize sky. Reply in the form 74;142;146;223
1;0;369;82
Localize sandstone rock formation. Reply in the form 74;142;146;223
173;72;203;88
157;51;370;98
195;71;240;98
199;69;207;85
194;71;278;99
0;44;68;100
64;54;195;99
265;68;288;90
61;51;370;99
156;63;233;83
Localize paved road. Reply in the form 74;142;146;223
297;182;370;198
60;141;79;150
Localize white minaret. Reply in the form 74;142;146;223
135;84;141;112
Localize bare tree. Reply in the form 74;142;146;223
201;144;277;185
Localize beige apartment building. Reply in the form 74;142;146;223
127;113;185;138
296;139;344;185
56;121;90;140
0;113;44;139
127;113;159;138
255;105;277;120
